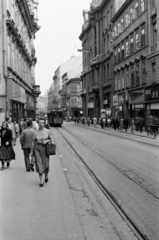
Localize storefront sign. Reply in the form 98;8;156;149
113;95;118;106
118;94;125;106
101;109;106;118
129;89;144;104
88;102;94;109
145;84;159;101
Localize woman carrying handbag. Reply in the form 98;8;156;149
0;122;15;170
33;118;55;187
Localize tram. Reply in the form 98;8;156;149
48;108;63;127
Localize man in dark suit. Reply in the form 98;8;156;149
20;120;36;172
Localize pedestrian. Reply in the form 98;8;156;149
44;117;50;129
135;116;139;131
32;118;39;131
33;118;53;187
12;119;19;145
124;116;129;132
120;117;124;132
138;116;144;133
130;118;135;133
0;121;15;170
20;119;36;172
87;117;90;126
93;117;97;127
19;117;26;134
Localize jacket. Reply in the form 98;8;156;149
20;127;36;149
0;129;12;147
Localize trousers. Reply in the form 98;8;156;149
23;148;34;170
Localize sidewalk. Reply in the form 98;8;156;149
0;141;84;240
78;122;159;139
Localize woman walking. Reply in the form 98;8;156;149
0;122;15;170
33;118;53;187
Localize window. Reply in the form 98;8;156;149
7;36;10;67
125;13;129;28
121;43;124;60
131;66;134;87
126;68;129;87
115;74;118;91
130;35;134;54
107;11;109;24
151;0;156;8
104;66;106;81
130;8;133;22
152;62;156;82
12;42;15;70
118;46;121;62
125;39;129;57
121;18;124;32
114;26;117;38
141;60;146;83
141;0;145;12
135;31;140;50
118;73;121;90
107;63;110;80
111;6;113;19
122;70;125;89
152;21;157;45
135;64;140;86
141;26;145;47
114;49;117;64
135;1;139;18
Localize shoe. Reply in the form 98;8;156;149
26;169;30;172
1;167;5;170
30;165;34;172
39;183;43;187
45;178;48;183
7;162;10;168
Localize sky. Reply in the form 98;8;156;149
35;0;91;96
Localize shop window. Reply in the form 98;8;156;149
121;18;124;32
126;68;129;87
135;1;139;18
121;43;124;60
115;74;118;91
130;35;134;54
118;46;120;62
141;60;146;84
135;31;140;51
131;66;134;87
141;0;145;13
135;64;140;86
118;73;121;90
125;39;129;57
152;62;156;82
141;25;145;47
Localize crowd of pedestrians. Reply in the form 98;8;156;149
74;115;159;137
0;116;53;187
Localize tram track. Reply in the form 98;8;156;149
61;126;159;200
55;127;151;240
72;123;159;148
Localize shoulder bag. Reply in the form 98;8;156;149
45;143;56;156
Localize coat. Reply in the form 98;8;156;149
0;129;12;147
20;127;36;149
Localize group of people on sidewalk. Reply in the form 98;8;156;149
0;117;53;187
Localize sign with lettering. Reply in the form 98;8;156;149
113;95;118;106
129;89;144;103
145;84;159;101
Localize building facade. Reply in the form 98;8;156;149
61;77;82;118
52;56;82;109
79;0;126;119
0;0;40;124
112;0;159;124
36;95;48;117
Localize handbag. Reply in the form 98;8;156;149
45;143;56;156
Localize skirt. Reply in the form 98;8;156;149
33;144;50;174
0;145;15;161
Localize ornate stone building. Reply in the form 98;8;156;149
0;0;40;124
79;0;126;118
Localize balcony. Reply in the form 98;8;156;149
92;82;99;92
33;85;41;97
81;89;86;96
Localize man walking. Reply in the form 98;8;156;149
20;119;36;172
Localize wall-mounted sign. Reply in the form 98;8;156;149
12;82;26;103
129;89;144;104
88;102;94;109
118;94;125;106
103;100;108;105
113;95;118;106
145;84;159;101
26;94;35;110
